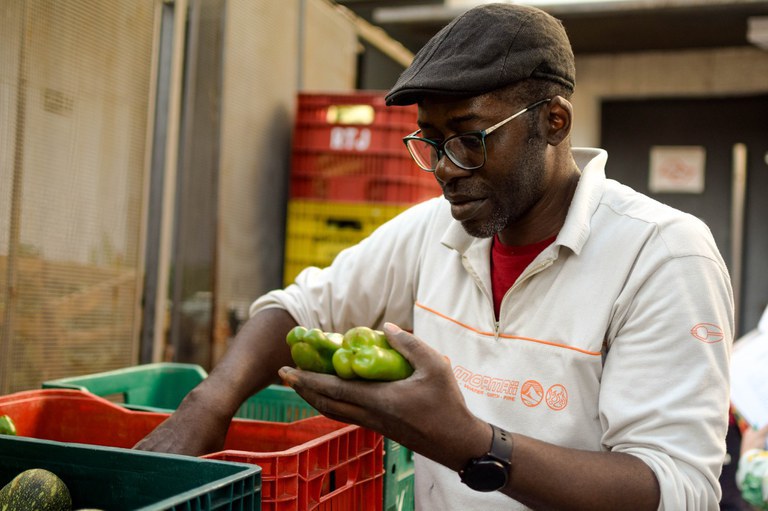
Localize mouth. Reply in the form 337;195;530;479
446;196;487;221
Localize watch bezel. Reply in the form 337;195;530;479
459;424;513;492
460;457;509;492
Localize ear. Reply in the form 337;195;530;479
544;96;572;146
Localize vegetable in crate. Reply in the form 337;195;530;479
0;468;72;511
286;326;343;374
0;414;17;435
333;326;414;381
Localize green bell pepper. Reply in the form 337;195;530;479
0;414;17;436
332;326;414;381
286;326;343;374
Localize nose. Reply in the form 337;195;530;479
433;153;472;186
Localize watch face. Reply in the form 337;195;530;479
464;460;508;492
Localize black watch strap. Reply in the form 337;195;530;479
487;423;513;465
459;424;513;492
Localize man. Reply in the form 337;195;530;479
136;4;733;509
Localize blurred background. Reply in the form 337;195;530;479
1;0;767;396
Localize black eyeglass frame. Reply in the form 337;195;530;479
402;98;551;172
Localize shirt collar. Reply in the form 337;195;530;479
440;147;608;257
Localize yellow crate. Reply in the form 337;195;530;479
284;199;408;285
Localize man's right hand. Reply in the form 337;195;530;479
133;308;298;455
133;384;233;456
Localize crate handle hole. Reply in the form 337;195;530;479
319;463;354;497
326;219;362;230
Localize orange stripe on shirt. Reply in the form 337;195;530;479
415;302;602;356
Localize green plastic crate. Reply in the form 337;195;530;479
43;363;312;420
0;435;260;511
383;441;415;511
43;362;415;511
42;363;207;412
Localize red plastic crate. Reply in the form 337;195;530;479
292;123;413;155
295;92;417;138
290;169;439;204
290;92;439;204
0;390;384;511
292;91;415;156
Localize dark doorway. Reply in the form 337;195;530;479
601;95;768;338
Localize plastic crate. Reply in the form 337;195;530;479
0;389;381;511
209;418;383;511
0;434;260;511
289;161;439;203
42;362;306;420
293;92;417;154
42;364;415;511
41;362;208;412
289;92;440;204
382;441;415;511
283;199;409;284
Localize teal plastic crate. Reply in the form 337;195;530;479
383;441;415;511
0;435;260;511
43;363;313;420
42;363;207;412
43;362;414;511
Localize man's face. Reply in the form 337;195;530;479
417;93;549;239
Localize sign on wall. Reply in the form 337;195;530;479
648;145;706;193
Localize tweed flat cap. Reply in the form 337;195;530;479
385;3;575;106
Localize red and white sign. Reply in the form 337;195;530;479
649;146;706;194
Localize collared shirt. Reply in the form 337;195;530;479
252;147;734;510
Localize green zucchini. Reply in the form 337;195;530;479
0;468;72;510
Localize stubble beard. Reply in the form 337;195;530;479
461;136;547;239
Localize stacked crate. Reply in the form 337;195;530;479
284;91;440;285
42;363;416;511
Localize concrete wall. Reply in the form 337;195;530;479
213;0;359;361
572;46;768;147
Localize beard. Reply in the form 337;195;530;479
459;135;548;239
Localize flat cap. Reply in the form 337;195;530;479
385;3;575;106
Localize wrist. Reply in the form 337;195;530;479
459;423;514;492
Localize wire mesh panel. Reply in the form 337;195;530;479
0;0;156;393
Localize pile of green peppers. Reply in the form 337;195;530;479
286;326;413;381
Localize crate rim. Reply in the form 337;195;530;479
41;362;208;389
0;435;261;511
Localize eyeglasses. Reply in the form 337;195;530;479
402;98;551;172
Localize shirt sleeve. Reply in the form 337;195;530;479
599;252;733;511
249;199;441;333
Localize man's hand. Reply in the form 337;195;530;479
134;308;297;455
278;322;491;472
133;382;233;456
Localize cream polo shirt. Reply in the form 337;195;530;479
251;148;734;510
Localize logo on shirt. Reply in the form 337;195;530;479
453;366;568;411
546;384;568;411
690;323;724;343
521;380;543;407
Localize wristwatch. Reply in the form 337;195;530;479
459;424;513;492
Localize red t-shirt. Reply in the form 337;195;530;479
491;235;556;320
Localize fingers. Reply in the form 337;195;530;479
279;366;377;428
383;322;450;371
